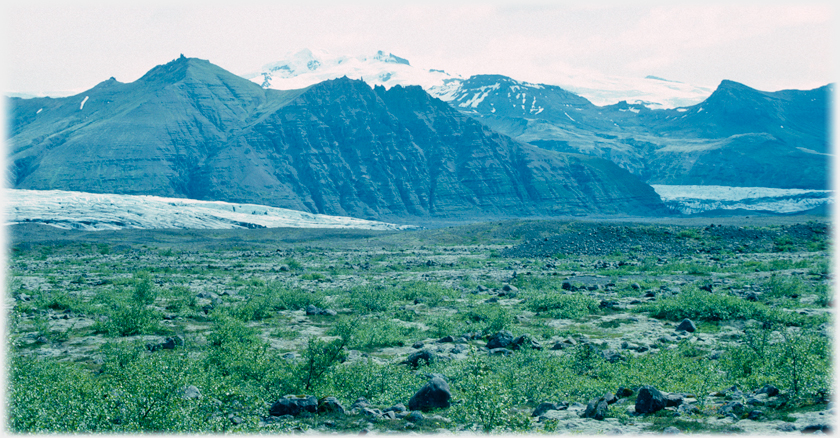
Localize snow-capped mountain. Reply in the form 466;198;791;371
5;189;416;231
245;49;713;109
242;48;462;95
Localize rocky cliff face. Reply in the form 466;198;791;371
449;75;831;190
8;56;669;222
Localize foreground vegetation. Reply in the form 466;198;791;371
6;219;833;433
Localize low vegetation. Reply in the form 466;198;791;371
6;219;832;433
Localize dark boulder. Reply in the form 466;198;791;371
635;386;666;414
408;376;451;411
270;395;318;417
532;401;568;417
318;396;346;415
512;334;542;350
486;330;515;349
405;350;436;368
676;318;696;332
755;384;779;397
582;397;609;420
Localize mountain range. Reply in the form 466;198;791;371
7;55;670;223
247;50;831;191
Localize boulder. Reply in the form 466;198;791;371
486;331;515;349
717;401;745;418
635;386;667;414
408;376;451;411
405;350;436;368
755;384;779;397
582;397;609;420
616;387;634;398
270;395;318;417
180;385;201;400
532;402;568;417
512;334;542;350
676;319;697;333
664;393;684;407
318;396;346;415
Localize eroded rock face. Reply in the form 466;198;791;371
8;57;669;222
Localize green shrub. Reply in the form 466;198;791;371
131;272;157;305
460;304;513;334
297;320;354;391
525;293;599;319
395;281;457;307
638;287;814;326
720;323;830;401
260;284;324;311
339;285;395;313
96;305;161;337
322;360;421;406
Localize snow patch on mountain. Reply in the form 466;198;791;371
5;189;416;231
243;49;712;109
556;75;714;109
243;49;460;92
652;185;833;215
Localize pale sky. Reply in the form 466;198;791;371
0;1;836;95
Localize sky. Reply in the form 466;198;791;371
0;1;836;96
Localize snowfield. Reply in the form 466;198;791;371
244;49;712;110
4;189;417;231
652;185;833;215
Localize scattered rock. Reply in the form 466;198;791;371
663;393;684;408
582;397;609;420
755;384;779;397
269;395;318;417
305;304;336;316
147;336;184;352
717;401;745;417
486;330;514;349
405;411;424;423
512;334;542;350
533;401;568;417
802;424;833;434
662;426;681;434
318;396;346;415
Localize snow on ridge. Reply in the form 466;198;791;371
247;48;460;93
5;189;417;231
457;83;500;108
652;185;833;215
79;96;89;110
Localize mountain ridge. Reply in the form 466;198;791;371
8;56;670;222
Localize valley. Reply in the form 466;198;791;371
6;216;832;434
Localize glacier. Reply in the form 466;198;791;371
4;189;417;231
242;48;712;110
652;185;833;215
